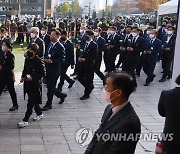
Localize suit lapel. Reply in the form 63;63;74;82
102;103;131;131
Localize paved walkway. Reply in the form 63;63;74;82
0;62;170;154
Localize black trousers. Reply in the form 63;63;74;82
103;50;110;71
143;60;156;83
95;60;105;81
162;53;174;79
0;78;18;107
58;63;73;90
108;51;118;73
136;54;144;74
74;49;81;75
78;65;94;96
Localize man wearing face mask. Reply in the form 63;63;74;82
30;27;45;58
107;26;121;73
160;26;176;82
84;72;141;154
39;26;50;53
143;29;162;86
78;30;98;100
56;30;75;92
158;21;168;42
71;26;86;78
94;27;106;85
42;30;66;111
126;27;144;88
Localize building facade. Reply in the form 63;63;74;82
0;0;54;17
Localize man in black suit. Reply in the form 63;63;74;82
159;26;176;82
158;75;180;154
57;30;75;92
143;29;162;86
40;26;51;53
94;27;106;85
126;27;145;88
107;26;121;73
84;72;141;154
78;30;98;100
42;30;67;111
30;27;45;58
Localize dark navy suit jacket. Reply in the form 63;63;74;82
144;38;162;63
44;41;65;78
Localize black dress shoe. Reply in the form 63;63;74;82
80;95;90;100
59;93;67;104
144;83;150;86
70;73;76;77
68;80;75;88
73;76;78;80
9;106;18;111
151;74;156;82
159;78;166;82
167;76;172;80
41;106;52;111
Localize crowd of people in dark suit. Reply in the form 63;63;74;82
0;15;179;154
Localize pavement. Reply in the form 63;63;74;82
0;62;170;154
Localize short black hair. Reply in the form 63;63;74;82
61;30;67;36
27;43;39;54
85;30;94;36
110;26;117;31
2;39;12;51
109;72;136;98
0;28;6;33
95;27;102;32
132;27;140;32
176;75;180;85
41;25;48;30
167;26;175;31
51;29;61;36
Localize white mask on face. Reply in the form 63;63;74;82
107;30;111;35
94;32;99;37
167;31;173;35
101;89;111;103
80;29;84;34
2;46;7;52
111;31;115;35
149;34;155;39
30;33;36;39
131;32;137;37
147;31;150;35
41;30;46;35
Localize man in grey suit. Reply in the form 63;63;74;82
84;72;141;154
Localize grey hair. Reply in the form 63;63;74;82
31;27;39;34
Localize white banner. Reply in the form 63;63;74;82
171;4;180;88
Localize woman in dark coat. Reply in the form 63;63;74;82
158;74;180;154
17;43;45;128
0;39;18;111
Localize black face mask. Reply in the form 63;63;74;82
85;35;89;41
60;38;66;41
27;51;33;58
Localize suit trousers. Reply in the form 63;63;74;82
78;65;94;96
58;63;73;90
143;60;156;83
95;60;105;81
0;78;18;107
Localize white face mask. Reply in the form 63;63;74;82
111;31;115;35
131;32;137;37
107;30;111;35
167;31;173;35
30;33;36;39
94;32;99;37
149;34;155;39
101;89;111;103
147;31;150;35
2;46;7;52
80;29;84;34
41;30;46;35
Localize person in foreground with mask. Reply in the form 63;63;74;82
143;29;162;86
0;39;18;111
17;43;45;128
84;72;141;154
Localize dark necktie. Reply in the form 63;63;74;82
102;108;113;127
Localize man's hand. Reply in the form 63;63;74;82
144;51;147;54
120;47;126;51
164;48;170;52
0;65;2;71
147;51;152;54
127;47;133;52
25;77;32;82
45;59;53;64
78;57;85;62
